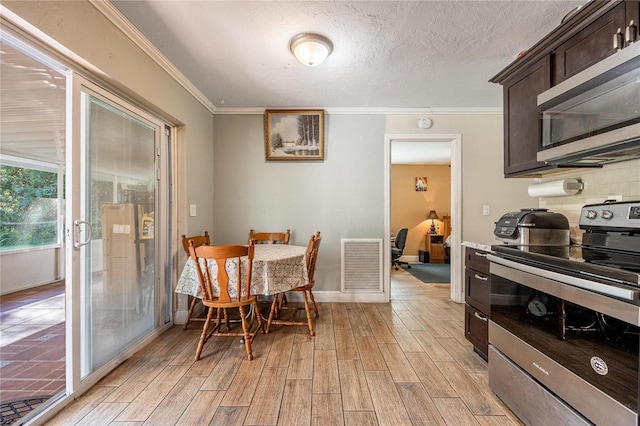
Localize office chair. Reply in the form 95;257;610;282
392;228;411;270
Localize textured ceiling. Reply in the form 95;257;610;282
111;0;586;110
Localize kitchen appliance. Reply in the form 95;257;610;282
494;208;570;246
487;200;640;425
537;41;640;166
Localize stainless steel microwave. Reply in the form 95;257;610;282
537;41;640;165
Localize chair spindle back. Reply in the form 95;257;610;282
189;242;255;304
249;229;291;245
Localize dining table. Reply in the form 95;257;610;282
175;244;309;299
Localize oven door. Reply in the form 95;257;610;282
488;255;640;426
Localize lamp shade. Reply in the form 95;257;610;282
290;33;333;66
427;210;439;220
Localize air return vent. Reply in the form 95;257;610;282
341;239;383;292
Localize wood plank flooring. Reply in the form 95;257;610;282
49;269;522;425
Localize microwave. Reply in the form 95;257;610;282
537;41;640;166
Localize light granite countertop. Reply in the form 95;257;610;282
461;241;497;252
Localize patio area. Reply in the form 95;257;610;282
0;281;65;423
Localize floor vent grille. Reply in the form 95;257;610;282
341;239;383;292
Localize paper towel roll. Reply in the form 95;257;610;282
528;178;583;197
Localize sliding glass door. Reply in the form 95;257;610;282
67;73;168;385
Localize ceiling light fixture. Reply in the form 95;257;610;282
290;33;333;67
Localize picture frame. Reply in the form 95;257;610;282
415;176;427;191
264;109;325;161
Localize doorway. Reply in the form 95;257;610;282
384;134;463;303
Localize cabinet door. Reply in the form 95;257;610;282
503;56;553;177
465;304;488;360
553;3;626;85
430;243;445;264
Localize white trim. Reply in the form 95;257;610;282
215;107;503;115
384;134;464;304
89;0;216;114
285;291;389;304
0;153;61;171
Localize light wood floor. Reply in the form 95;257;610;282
48;269;521;426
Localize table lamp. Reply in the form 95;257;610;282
427;210;439;234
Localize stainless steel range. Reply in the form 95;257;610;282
487;201;640;426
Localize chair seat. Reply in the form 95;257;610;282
203;295;258;309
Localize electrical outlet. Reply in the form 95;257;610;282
482;205;490;216
189;204;197;217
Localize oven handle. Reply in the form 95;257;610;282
488;254;640;326
487;254;639;300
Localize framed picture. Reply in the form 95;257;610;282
264;109;325;161
415;177;427;191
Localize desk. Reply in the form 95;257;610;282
175;244;309;298
425;234;445;264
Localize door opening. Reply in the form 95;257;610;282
384;134;463;303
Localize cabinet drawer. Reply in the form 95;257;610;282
465;248;490;274
465;269;491;313
465;303;488;360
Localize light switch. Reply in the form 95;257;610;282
189;204;197;217
482;205;490;216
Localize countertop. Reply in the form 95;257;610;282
461;241;496;252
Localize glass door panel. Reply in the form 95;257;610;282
79;87;160;376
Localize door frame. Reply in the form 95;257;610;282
384;133;463;303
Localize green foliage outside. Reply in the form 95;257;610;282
0;165;59;250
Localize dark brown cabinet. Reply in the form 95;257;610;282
491;0;638;178
502;56;553;177
553;2;627;85
464;247;491;360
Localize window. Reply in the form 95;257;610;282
0;160;61;251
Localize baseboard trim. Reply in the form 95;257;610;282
282;291;388;303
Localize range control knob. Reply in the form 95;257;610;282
600;210;614;220
585;210;597;219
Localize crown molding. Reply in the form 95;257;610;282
214;107;502;115
91;1;216;114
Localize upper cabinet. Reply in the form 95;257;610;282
502;56;552;176
553;2;629;84
491;0;639;178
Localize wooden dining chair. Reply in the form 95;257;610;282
181;231;210;330
266;231;321;336
189;241;264;360
249;229;291;245
249;229;292;305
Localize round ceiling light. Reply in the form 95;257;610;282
290;33;333;67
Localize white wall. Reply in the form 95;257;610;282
212;114;386;293
386;114;534;245
212;112;534;296
0;247;60;294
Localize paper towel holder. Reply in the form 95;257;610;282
528;178;583;197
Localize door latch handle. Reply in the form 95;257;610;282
73;220;93;249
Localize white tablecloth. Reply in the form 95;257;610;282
175;244;308;298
